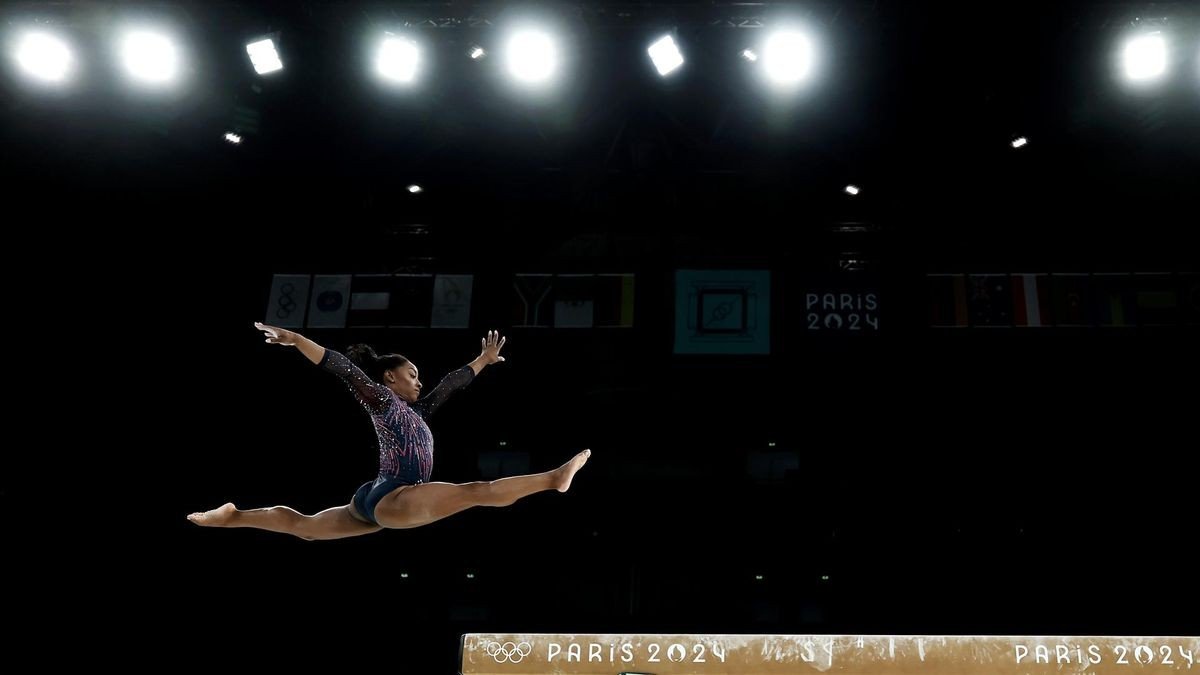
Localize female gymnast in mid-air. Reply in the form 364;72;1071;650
187;323;590;540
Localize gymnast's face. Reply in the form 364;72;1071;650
384;362;422;403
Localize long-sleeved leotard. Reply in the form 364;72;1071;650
318;349;474;524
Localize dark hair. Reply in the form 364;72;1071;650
346;344;410;384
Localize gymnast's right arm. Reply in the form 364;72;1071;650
254;322;390;414
254;321;326;363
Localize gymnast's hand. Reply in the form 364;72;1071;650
478;330;507;366
255;321;301;346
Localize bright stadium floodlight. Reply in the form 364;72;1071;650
246;37;283;75
13;31;74;84
647;34;684;76
119;29;182;86
505;29;557;85
762;29;814;86
1122;32;1168;83
376;34;419;84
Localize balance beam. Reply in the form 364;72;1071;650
461;634;1198;674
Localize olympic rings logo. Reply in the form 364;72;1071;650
485;641;533;664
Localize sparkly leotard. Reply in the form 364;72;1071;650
318;349;474;525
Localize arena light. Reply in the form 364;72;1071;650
647;34;684;76
13;31;74;84
246;37;283;75
119;29;181;86
376;34;420;84
505;29;557;85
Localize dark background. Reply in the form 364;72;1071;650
3;1;1196;670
